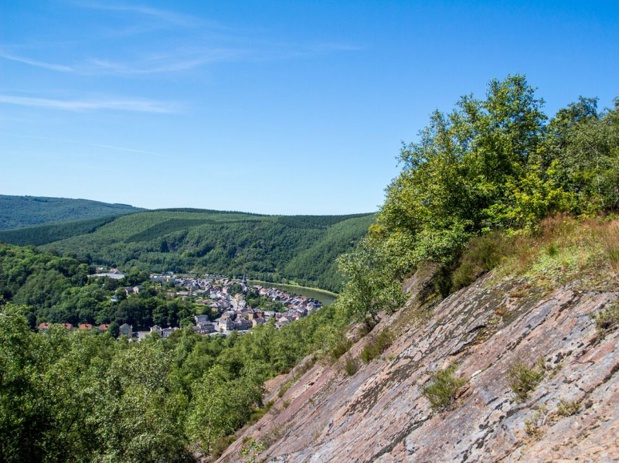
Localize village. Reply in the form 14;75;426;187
40;271;324;339
143;273;323;339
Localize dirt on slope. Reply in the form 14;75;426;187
218;268;619;463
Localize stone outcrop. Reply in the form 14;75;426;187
218;271;619;463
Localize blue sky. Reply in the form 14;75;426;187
1;1;618;215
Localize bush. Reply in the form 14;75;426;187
594;302;619;338
360;328;393;363
343;356;360;376
506;359;545;402
451;233;508;290
329;338;353;360
422;364;466;411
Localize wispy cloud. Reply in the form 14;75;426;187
0;51;74;72
2;133;164;157
0;95;176;113
82;48;245;75
89;142;163;157
72;1;205;29
2;3;361;78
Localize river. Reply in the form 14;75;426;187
248;281;338;306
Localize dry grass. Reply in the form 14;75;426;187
494;215;619;286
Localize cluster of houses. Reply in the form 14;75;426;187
149;273;323;336
37;322;131;336
38;322;110;332
39;271;324;339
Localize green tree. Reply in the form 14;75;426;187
186;365;261;455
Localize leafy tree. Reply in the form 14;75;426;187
108;321;120;338
337;76;618;322
186;365;261;455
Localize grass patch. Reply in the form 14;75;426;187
240;438;266;463
248;400;274;425
212;435;236;459
557;399;581;417
360;328;393;363
524;406;548;440
422;363;466;411
452;232;508;290
484;215;619;289
506;359;545;402
278;377;297;398
260;424;283;448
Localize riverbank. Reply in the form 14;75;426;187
248;280;338;306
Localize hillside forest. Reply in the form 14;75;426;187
0;195;142;230
1;75;618;462
0;210;375;293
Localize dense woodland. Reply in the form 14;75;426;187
1;76;618;462
0;211;375;292
0;195;142;230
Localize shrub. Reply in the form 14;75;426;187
422;364;466;411
506;359;545;402
452;233;508;290
212;435;236;458
593;302;619;338
241;438;266;463
360;328;393;363
344;356;360;376
329;338;353;360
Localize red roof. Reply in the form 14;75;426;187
79;324;93;330
98;324;110;331
38;322;52;330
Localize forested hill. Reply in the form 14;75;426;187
0;195;143;230
0;209;375;292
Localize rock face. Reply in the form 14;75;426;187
218;272;619;463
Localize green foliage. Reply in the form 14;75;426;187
0;194;142;231
336;77;619;322
0;295;352;461
422;364;466;411
343;356;360;376
451;232;509;290
0;237;357;459
360;328;393;363
4;210;373;292
0;215;119;246
186;365;262;455
337;237;408;323
506;359;545;402
241;438;266;463
0;305;193;463
329;337;353;361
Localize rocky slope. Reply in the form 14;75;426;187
218;268;619;463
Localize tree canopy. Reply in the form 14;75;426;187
338;75;619;322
